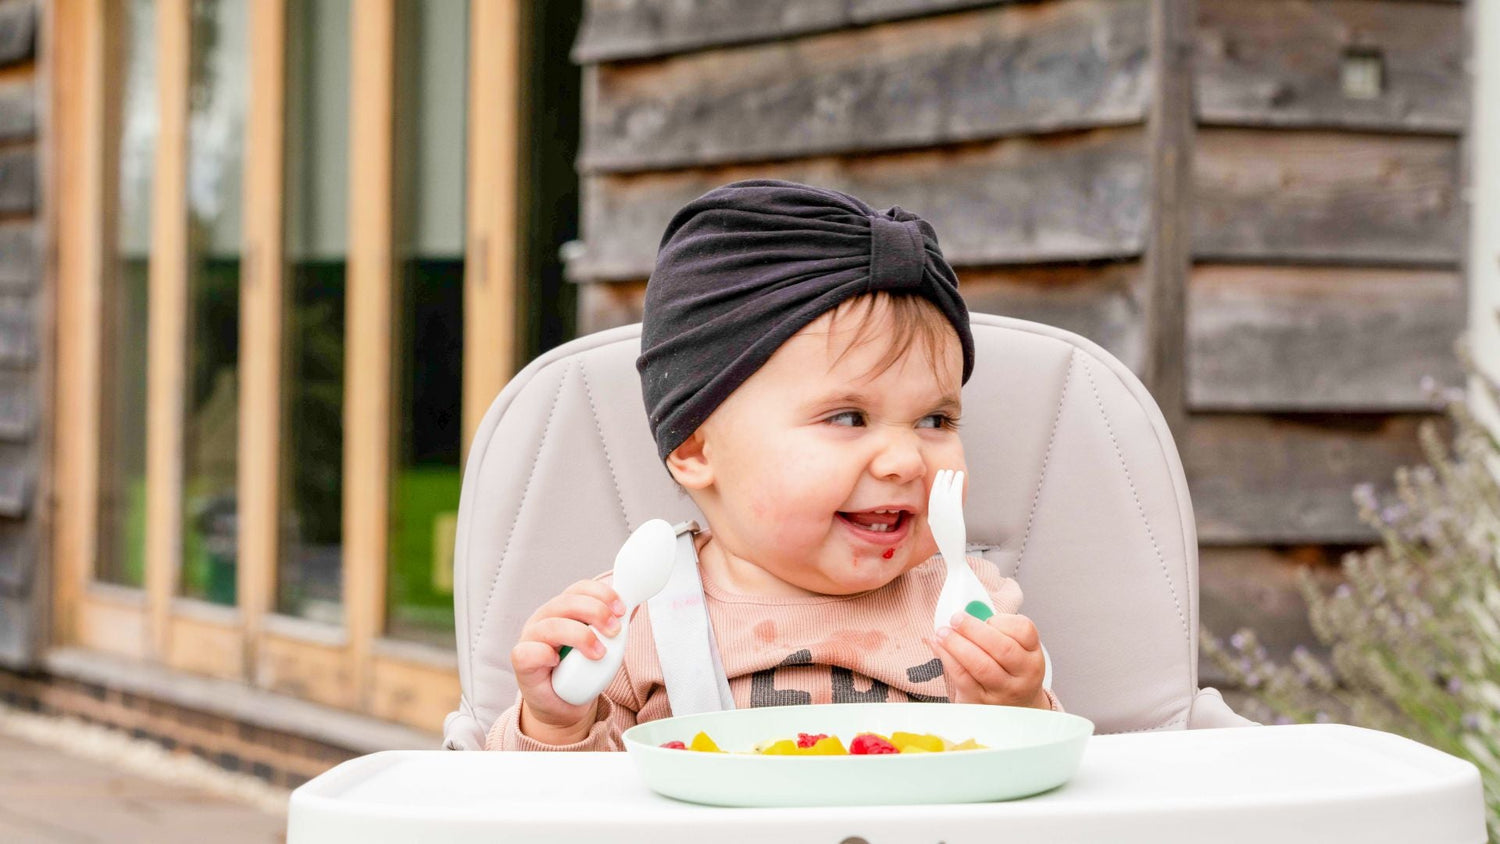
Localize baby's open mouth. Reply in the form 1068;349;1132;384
838;509;910;534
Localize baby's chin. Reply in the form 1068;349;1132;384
809;553;928;596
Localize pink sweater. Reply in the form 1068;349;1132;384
487;554;1056;751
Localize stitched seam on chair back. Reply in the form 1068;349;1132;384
471;360;572;652
580;357;632;533
1014;349;1074;579
1081;360;1191;655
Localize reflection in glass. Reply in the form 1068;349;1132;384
386;0;466;646
98;0;156;588
181;0;247;606
278;0;349;623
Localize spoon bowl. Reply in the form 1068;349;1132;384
611;519;678;607
552;518;679;705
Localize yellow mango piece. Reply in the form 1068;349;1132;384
805;736;848;755
759;739;800;755
890;731;945;753
690;731;724;753
949;737;988;751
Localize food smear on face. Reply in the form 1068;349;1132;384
659;730;987;754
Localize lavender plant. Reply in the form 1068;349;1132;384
1205;349;1500;840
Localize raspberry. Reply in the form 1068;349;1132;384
659;740;687;750
796;732;829;749
849;733;899;755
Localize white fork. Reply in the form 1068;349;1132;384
928;469;996;632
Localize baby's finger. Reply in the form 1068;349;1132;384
948;612;1023;667
925;635;977;699
528;593;621;638
526;617;607;659
511;640;563;676
511;642;597;718
560;578;626;613
988;613;1041;652
936;624;1015;690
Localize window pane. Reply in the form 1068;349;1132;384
98;0;157;588
387;0;465;646
278;0;349;623
181;0;247;606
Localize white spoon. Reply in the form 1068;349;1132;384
929;469;995;631
552;518;678;706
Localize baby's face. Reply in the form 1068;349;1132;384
688;300;966;596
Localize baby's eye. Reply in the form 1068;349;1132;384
917;413;960;430
826;410;866;427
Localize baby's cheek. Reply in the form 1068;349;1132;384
906;529;939;562
747;497;770;521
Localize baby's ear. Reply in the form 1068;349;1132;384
665;430;713;490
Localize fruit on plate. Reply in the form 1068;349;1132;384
659;729;987;754
796;732;828;748
660;731;726;752
759;734;847;755
690;731;723;753
848;733;899;755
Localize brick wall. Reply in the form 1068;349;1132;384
0;669;359;789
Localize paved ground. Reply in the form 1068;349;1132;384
0;725;287;843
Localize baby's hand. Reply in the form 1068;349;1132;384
926;612;1049;709
510;579;626;744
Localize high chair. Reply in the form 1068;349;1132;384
442;314;1252;749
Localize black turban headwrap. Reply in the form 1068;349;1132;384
637;179;975;461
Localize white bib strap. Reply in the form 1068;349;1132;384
647;522;735;715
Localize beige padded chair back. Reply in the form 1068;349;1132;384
442;314;1248;748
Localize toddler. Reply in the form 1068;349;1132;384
488;180;1059;750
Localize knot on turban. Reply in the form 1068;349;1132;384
637;179;974;460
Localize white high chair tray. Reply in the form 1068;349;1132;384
287;724;1484;844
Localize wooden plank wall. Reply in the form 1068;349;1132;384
1187;0;1466;549
0;0;42;669
569;0;1158;373
568;0;1469;637
1189;0;1467;663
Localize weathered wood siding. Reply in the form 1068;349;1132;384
1196;0;1466;133
569;0;1469;553
0;0;42;669
575;129;1149;280
580;0;1149;171
1193;130;1461;265
571;0;1156;377
1186;414;1439;544
573;0;1002;62
1186;0;1467;545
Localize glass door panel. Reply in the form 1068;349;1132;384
278;0;349;624
181;0;248;606
98;0;158;589
386;0;466;646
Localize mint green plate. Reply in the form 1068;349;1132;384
623;702;1093;807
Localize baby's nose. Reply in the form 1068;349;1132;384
870;428;925;481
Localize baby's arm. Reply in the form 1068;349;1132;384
486;688;641;751
506;578;630;746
